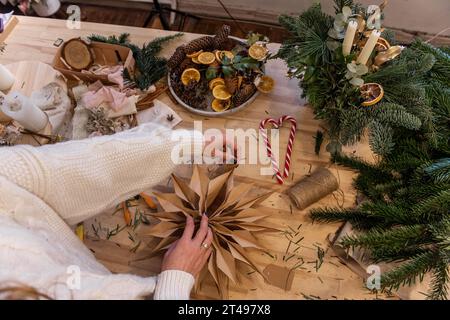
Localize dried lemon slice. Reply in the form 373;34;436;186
256;75;275;93
209;77;225;90
211;99;231;112
248;44;268;61
197;52;216;64
212;84;232;100
186;50;203;58
360;83;384;106
181;68;201;86
215;50;234;62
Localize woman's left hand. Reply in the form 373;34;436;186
160;214;213;277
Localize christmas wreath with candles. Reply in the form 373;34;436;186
277;0;439;156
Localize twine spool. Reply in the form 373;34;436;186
288;167;339;210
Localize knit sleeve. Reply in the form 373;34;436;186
0;124;204;225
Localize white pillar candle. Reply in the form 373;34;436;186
342;20;358;56
1;91;48;132
357;30;381;65
0;64;15;92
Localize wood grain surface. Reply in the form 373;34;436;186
1;16;389;300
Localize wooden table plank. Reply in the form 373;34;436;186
1;16;386;300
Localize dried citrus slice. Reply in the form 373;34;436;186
197;52;216;64
212;84;232;100
256;75;275;93
375;38;390;51
360;83;384;106
186;50;203;58
181;68;201;86
248;44;268;61
209;77;225;90
191;56;201;64
215;50;234;62
211;99;231;112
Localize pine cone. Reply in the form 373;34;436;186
167;46;186;70
233;83;256;107
0;124;6;138
224;76;238;95
214;25;231;48
173;58;196;77
185;36;215;54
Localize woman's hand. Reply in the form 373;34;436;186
161;214;213;277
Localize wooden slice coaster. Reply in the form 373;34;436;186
62;38;94;71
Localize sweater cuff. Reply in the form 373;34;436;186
153;270;195;300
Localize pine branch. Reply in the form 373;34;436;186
310;207;382;230
381;250;439;291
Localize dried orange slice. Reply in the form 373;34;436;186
209;77;225;90
215;50;234;62
212;84;232;100
360;83;384;106
191;56;201;64
256;75;275;93
211;99;231;112
186;50;203;58
376;38;390;51
248;44;268;61
197;52;216;64
181;68;201;86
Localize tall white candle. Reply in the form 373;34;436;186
357;30;381;65
1;91;48;132
342;21;358;56
0;64;15;92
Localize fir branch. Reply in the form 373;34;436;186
381;250;439;292
88;32;183;90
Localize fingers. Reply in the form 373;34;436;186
202;228;213;248
181;216;195;241
193;214;209;245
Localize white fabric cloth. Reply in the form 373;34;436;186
0;123;203;300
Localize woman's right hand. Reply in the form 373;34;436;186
160;214;213;277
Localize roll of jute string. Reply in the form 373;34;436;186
288;167;339;210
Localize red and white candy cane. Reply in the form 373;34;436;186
259;115;297;185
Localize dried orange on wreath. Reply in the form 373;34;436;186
191;56;201;64
256;75;275;93
197;52;216;64
215;50;234;62
181;68;201;86
186;50;203;58
360;83;384;106
209;77;225;90
376;37;391;51
212;84;232;100
249;44;268;61
211;98;231;112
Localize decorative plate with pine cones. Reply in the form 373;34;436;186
167;25;274;117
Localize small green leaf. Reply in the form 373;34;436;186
222;66;234;77
206;67;218;80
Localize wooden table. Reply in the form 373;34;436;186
2;16;384;300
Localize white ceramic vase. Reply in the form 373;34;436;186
32;0;61;17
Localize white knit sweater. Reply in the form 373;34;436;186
0;123;203;300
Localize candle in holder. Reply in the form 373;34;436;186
342;20;358;56
0;64;15;92
357;30;381;65
0;91;48;132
